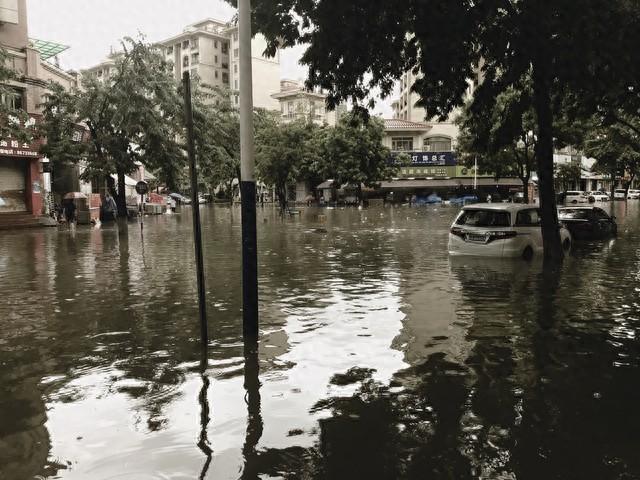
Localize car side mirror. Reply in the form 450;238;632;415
611;215;616;220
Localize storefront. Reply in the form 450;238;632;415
0;141;43;217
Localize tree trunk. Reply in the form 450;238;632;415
356;184;363;205
520;175;530;203
532;63;563;263
116;167;127;217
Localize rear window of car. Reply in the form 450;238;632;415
615;189;626;193
456;209;511;227
566;191;583;195
558;209;590;219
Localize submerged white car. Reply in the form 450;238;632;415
448;204;572;259
565;191;589;203
588;191;610;202
627;189;640;199
614;189;627;200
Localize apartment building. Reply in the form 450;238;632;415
0;0;78;227
271;79;346;126
157;18;280;110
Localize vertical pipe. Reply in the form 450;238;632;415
183;71;209;348
238;0;259;339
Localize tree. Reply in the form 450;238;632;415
584;121;640;200
244;0;640;262
320;113;394;203
256;118;320;211
554;163;582;194
39;37;184;216
0;47;35;143
457;83;536;202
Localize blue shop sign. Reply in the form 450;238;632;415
393;151;457;166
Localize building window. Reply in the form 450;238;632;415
1;88;23;110
214;55;218;64
234;63;238;73
391;137;413;151
287;101;294;113
97;69;103;77
215;70;219;79
222;72;229;84
221;62;229;69
234;48;239;58
191;38;198;49
221;42;228;54
191;53;199;64
183;56;189;67
233;32;238;41
166;46;173;55
234;80;238;90
182;40;190;49
214;40;218;49
424;136;452;152
235;95;239;105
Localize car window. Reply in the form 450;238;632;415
515;208;541;226
455;209;511;227
558;209;590;219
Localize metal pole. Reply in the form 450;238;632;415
473;156;478;191
239;0;259;340
183;71;208;348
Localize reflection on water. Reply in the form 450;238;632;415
1;203;640;478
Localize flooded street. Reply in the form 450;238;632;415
2;203;640;479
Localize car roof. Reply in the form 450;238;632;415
462;203;538;212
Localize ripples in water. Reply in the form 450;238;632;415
1;203;640;479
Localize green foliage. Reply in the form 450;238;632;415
256;118;321;210
584;119;640;191
554;163;582;192
0;47;34;143
38;82;87;169
320;113;394;199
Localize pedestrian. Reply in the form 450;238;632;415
64;199;76;227
105;192;118;221
486;193;492;203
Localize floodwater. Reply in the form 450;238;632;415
1;203;640;480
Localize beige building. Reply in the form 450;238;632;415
156;18;280;110
0;0;78;227
271;79;345;126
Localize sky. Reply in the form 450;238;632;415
27;0;393;116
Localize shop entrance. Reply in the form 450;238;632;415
0;157;28;212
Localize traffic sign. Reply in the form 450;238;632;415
135;181;149;195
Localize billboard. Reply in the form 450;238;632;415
393;151;457;166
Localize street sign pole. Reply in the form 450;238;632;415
135;181;148;234
239;0;259;340
183;72;208;349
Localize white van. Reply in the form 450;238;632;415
564;191;589;204
614;189;627;200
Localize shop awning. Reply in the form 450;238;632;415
29;38;69;60
379;178;524;189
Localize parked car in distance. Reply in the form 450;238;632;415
564;191;589;204
627;189;640;199
449;195;479;206
558;206;617;239
614;189;627;200
448;204;572;259
587;191;610;202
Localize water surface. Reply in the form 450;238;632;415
1;203;640;479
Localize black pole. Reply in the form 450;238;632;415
239;0;259;340
183;71;208;348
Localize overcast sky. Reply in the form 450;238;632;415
27;0;393;116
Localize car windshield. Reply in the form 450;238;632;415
455;209;511;227
559;209;590;219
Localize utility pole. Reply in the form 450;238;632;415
183;71;208;348
239;0;259;340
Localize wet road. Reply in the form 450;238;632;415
1;203;640;479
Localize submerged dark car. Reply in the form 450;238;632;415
558;206;617;240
